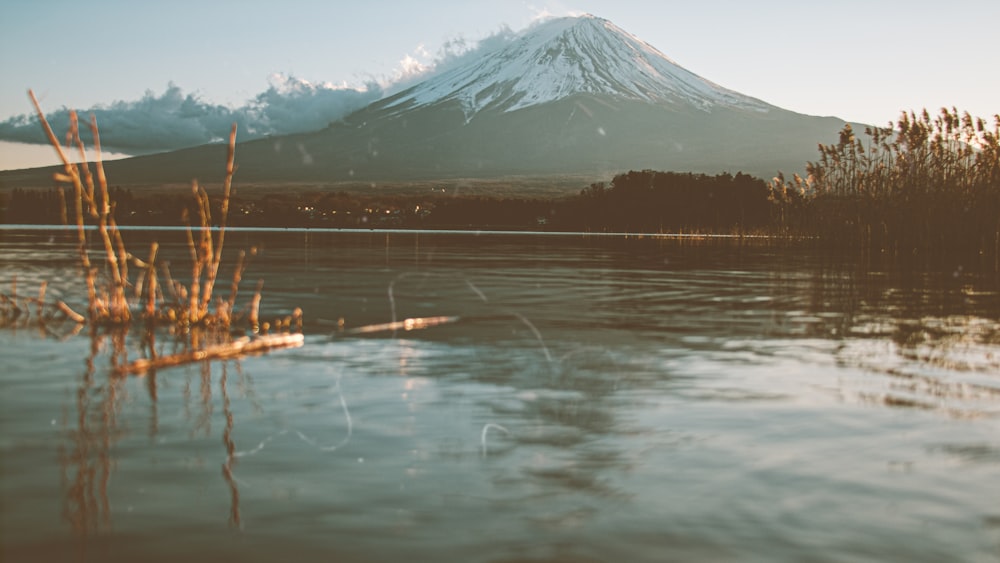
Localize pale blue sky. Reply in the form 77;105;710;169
1;0;997;169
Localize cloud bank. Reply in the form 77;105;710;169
0;78;383;154
0;26;521;154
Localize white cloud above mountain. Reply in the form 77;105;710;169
0;25;520;154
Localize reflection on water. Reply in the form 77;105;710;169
220;364;241;529
54;331;253;546
2;228;999;562
58;332;126;541
839;312;1000;416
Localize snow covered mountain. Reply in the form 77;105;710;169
381;14;771;117
0;14;855;190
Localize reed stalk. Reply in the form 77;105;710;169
6;90;304;373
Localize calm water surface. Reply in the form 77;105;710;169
1;228;999;562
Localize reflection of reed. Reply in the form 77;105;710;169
851;315;1000;417
55;323;259;539
197;363;214;437
59;331;125;539
141;327;159;442
1;278;87;336
147;371;159;440
220;365;242;528
809;266;1000;417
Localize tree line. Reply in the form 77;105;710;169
0;171;773;233
3;107;998;265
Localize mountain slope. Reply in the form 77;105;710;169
0;15;853;191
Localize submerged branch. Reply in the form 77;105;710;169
117;333;304;376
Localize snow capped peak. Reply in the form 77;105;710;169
383;14;770;117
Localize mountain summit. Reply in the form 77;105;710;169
382;14;771;117
1;15;853;190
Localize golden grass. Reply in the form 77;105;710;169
767;108;1000;262
0;90;303;371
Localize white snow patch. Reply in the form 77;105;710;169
383;14;771;118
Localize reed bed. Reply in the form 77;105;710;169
0;90;303;372
770;108;1000;264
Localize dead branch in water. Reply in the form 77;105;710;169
344;315;461;335
116;333;304;377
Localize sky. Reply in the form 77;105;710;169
1;0;997;170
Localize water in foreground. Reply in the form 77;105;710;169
1;228;999;562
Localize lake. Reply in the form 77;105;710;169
1;228;999;562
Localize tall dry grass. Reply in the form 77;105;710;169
0;91;302;372
807;108;999;199
770;108;1000;265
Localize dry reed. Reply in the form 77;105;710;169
0;91;303;371
769;108;1000;262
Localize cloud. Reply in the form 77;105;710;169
0;27;520;154
529;7;558;22
247;74;383;135
526;2;585;23
0;78;382;154
0;84;246;152
394;54;431;84
386;25;516;95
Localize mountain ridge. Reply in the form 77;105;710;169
0;15;854;192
